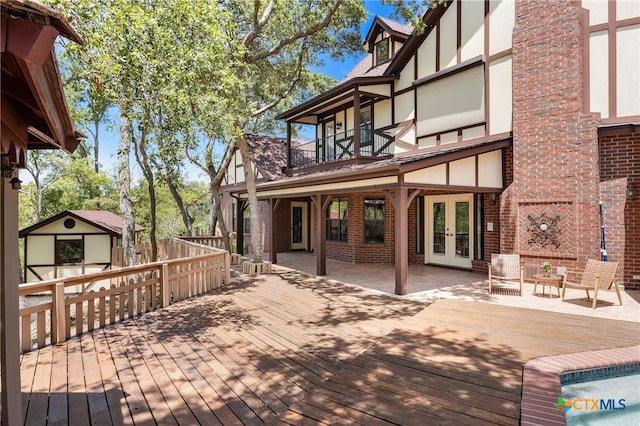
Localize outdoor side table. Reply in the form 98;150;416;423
532;274;563;298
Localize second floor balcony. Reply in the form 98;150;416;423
289;128;394;170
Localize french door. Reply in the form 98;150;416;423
426;194;473;268
291;202;308;250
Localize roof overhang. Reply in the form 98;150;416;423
1;0;83;167
231;135;512;199
276;75;398;124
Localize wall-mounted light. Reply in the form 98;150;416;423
488;193;498;204
10;177;22;190
627;183;636;200
335;121;342;130
539;223;548;232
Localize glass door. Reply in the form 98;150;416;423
291;202;307;250
426;194;473;268
325;121;335;161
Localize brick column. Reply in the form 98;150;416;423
510;0;601;265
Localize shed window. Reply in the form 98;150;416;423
364;199;385;243
327;198;348;242
56;239;83;264
375;38;389;65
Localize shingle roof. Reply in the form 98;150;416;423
377;16;414;37
342;55;391;80
244;134;289;181
69;210;145;234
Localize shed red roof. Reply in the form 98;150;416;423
19;210;144;237
69;210;145;234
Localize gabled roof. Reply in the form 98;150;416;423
277;5;450;123
244;134;289;181
364;15;413;53
19;210;144;237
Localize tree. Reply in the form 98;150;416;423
47;0;370;266
186;136;236;251
219;0;369;263
21;148;115;228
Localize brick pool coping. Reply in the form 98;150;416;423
520;345;640;425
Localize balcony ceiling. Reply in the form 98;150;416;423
278;75;397;124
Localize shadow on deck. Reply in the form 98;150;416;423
20;264;640;425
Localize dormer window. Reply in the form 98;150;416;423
375;38;389;65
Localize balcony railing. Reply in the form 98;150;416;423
289;129;394;168
18;238;230;353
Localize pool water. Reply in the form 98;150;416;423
561;363;640;425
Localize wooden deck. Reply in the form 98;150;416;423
20;267;640;425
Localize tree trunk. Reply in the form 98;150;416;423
134;132;157;262
118;112;137;267
235;135;263;263
164;172;195;236
93;118;100;173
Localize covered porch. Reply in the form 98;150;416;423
235;137;510;296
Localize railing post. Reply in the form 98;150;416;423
51;282;66;344
225;252;231;285
161;263;171;307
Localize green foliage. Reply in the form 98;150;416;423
19;149;117;229
132;178;209;241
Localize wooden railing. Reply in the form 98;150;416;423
19;238;231;353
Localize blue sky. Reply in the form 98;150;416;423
315;1;397;80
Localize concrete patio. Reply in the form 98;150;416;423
269;251;640;323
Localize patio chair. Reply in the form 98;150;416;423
488;254;523;296
561;260;622;309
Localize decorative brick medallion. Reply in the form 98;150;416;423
518;201;575;257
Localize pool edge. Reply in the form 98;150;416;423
520;345;640;425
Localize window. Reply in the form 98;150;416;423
416;197;424;254
364;199;385;243
375;38;389;65
360;107;372;146
56;239;83;264
243;207;251;233
327;198;348;242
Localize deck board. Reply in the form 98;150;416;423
20;267;640;425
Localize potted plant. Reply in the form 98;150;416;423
540;261;552;276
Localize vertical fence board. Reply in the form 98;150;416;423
22;314;32;352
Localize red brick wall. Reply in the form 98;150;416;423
599;128;640;289
511;1;602;273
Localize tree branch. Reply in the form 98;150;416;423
242;0;274;47
245;0;343;63
252;43;306;117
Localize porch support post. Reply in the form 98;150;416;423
270;198;280;264
235;199;247;255
353;87;361;157
312;195;328;275
395;185;409;295
1;172;23;425
286;122;291;168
